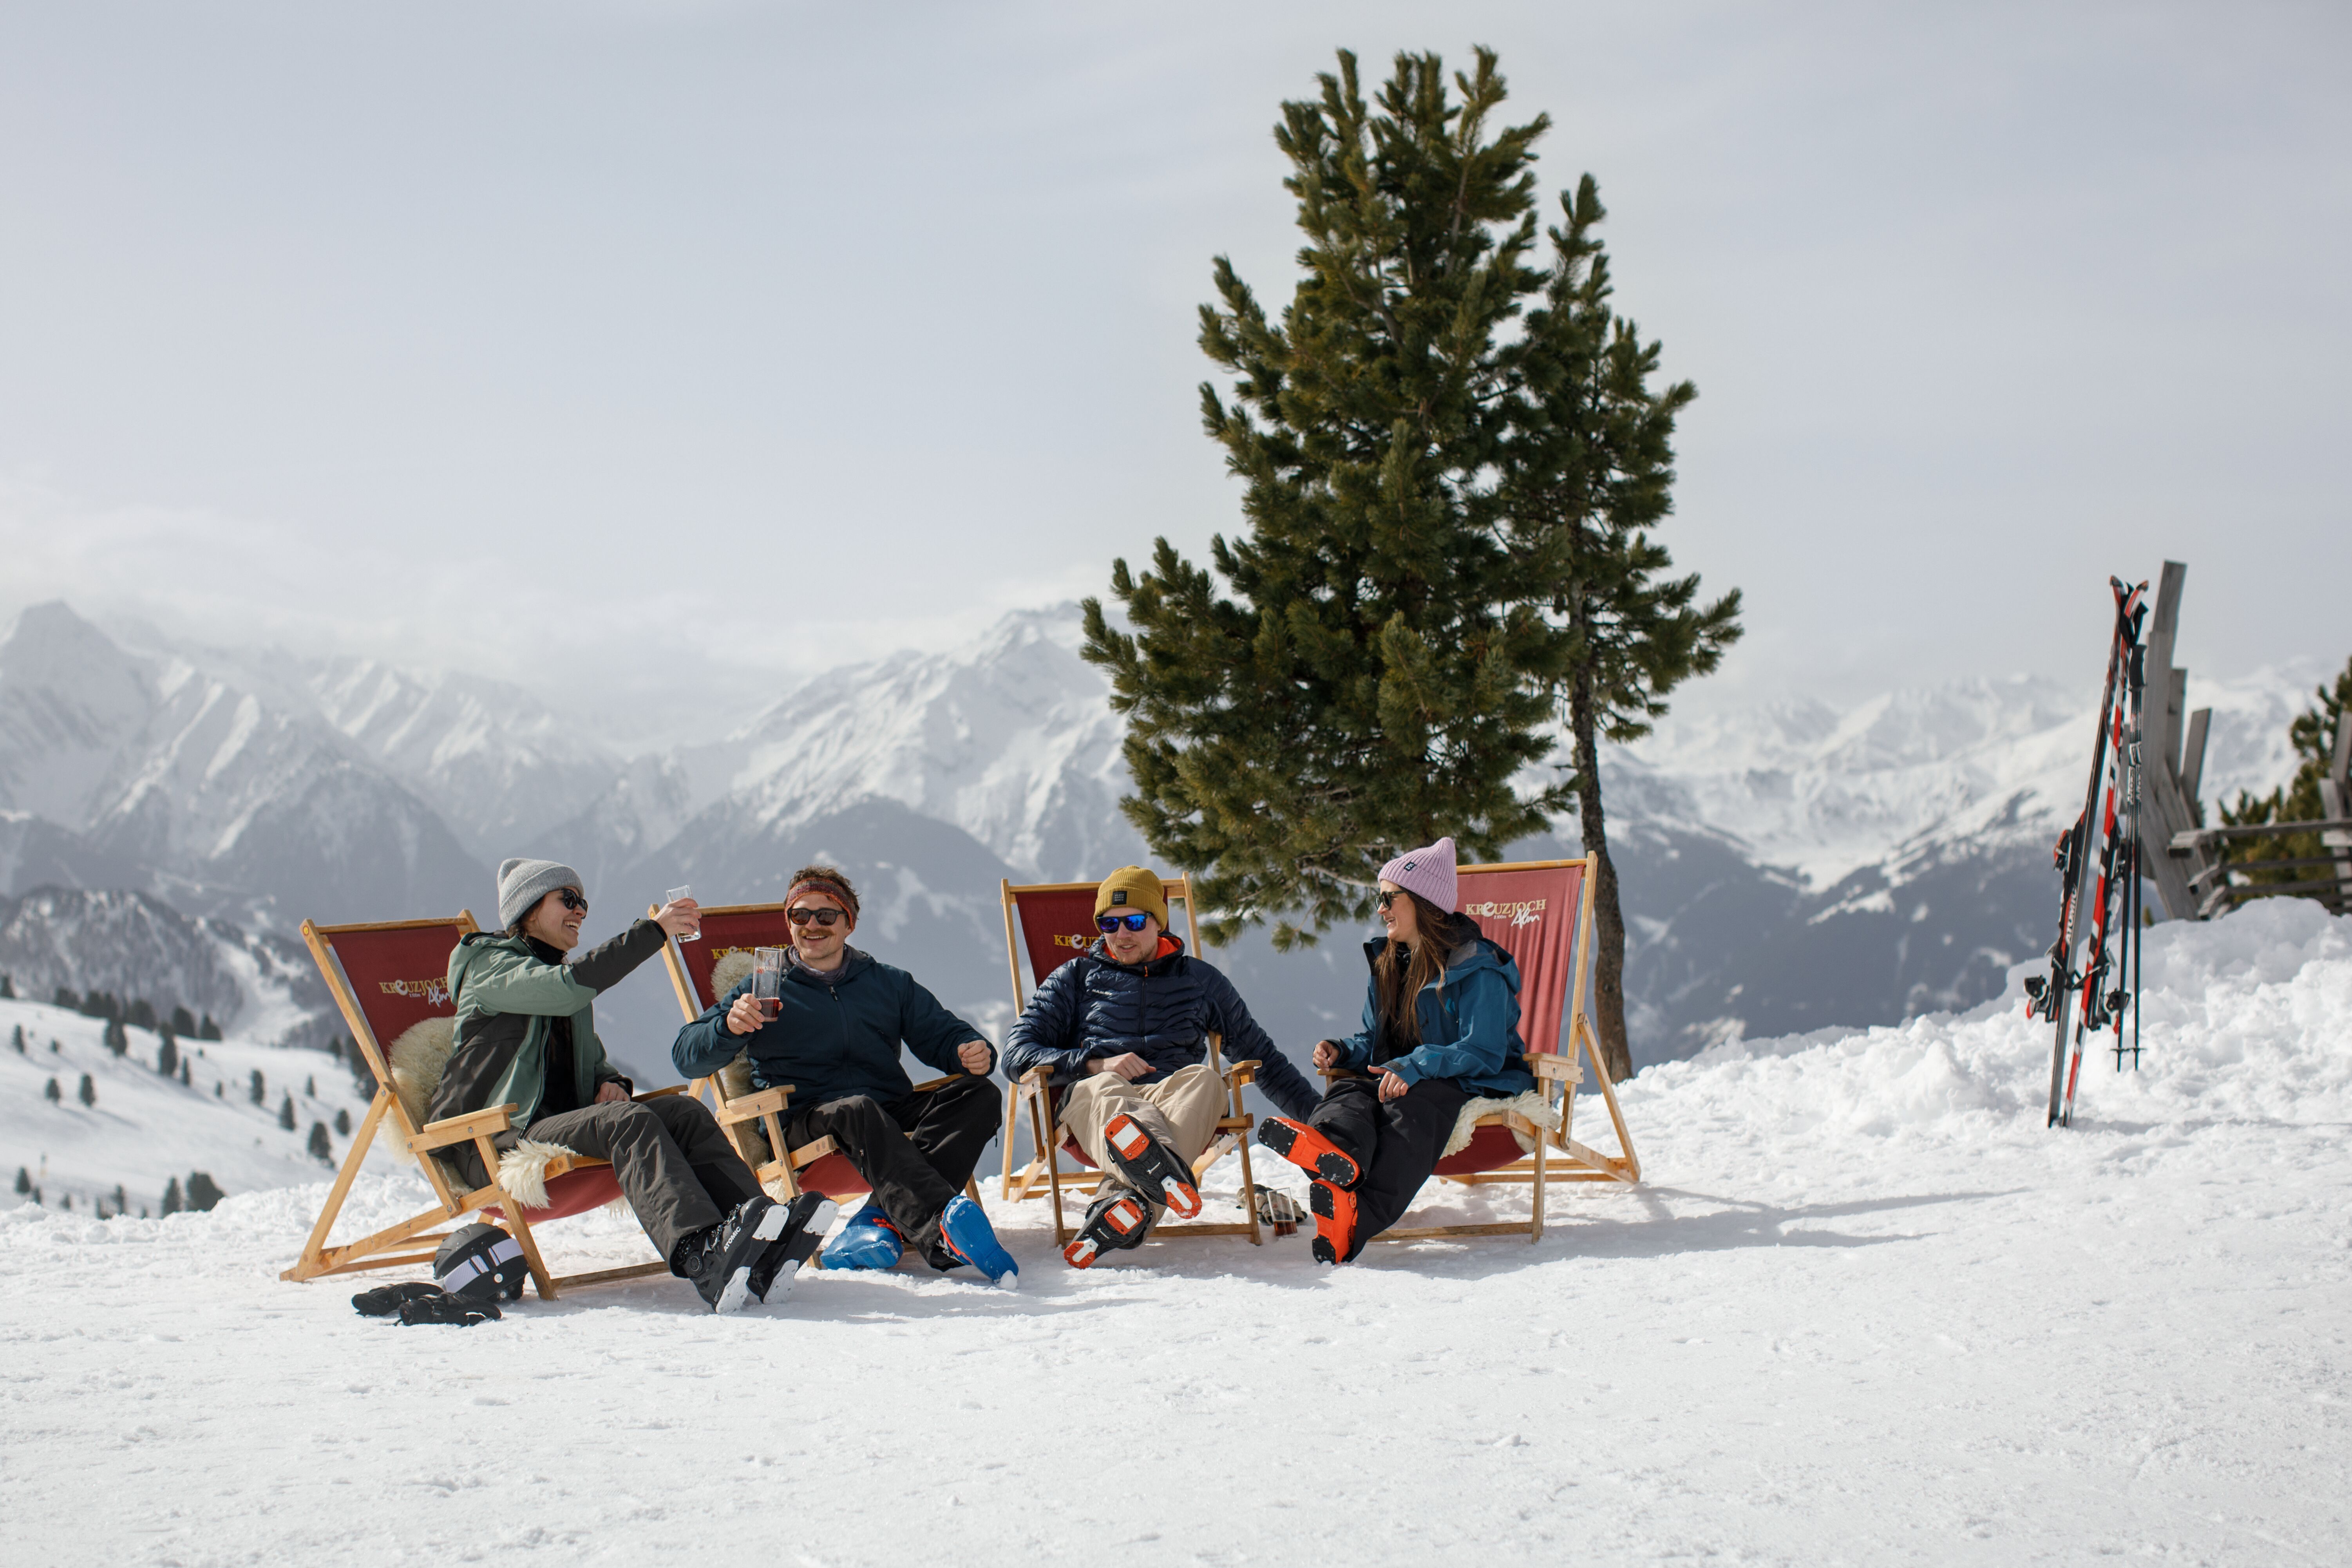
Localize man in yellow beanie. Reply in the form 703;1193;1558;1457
1002;866;1317;1267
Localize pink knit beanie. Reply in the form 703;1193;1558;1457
1377;836;1457;911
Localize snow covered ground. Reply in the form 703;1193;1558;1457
4;901;2347;1566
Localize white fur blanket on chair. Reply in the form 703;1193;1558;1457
1441;1089;1561;1159
384;1018;584;1210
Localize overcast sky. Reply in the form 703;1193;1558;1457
2;1;2345;743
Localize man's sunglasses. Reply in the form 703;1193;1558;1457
1096;912;1152;933
557;888;588;913
787;906;845;928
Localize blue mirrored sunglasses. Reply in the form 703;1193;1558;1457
1096;912;1152;933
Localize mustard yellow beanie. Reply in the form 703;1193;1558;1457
1094;865;1169;925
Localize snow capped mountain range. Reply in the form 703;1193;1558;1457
0;598;2320;1066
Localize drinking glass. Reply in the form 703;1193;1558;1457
752;946;786;1020
665;884;699;942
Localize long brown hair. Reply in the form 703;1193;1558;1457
1373;889;1476;1048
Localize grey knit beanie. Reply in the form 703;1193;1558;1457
498;857;583;930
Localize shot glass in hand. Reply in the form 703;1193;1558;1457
753;946;786;1020
665;885;699;942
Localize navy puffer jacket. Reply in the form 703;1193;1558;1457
1002;935;1319;1121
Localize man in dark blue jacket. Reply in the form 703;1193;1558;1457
1002;865;1317;1267
671;865;1018;1288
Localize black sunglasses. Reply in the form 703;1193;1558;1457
1375;890;1405;911
1096;912;1152;933
557;888;588;913
787;906;844;928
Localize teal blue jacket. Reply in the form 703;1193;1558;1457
1329;932;1533;1097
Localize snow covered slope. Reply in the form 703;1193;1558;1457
0;993;380;1218
2;902;2343;1565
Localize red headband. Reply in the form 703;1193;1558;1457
785;876;858;924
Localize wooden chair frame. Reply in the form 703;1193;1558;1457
1332;858;1641;1247
996;875;1264;1248
282;913;678;1299
654;902;981;1206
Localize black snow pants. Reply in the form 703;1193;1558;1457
785;1074;1002;1270
507;1094;764;1270
1307;1074;1468;1260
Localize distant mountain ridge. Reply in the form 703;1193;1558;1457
0;599;2318;1065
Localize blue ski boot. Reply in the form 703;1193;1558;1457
820;1201;904;1270
938;1195;1019;1289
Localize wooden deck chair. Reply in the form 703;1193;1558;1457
283;914;683;1299
1352;857;1642;1246
653;901;983;1206
996;875;1263;1247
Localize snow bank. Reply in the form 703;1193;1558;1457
1628;896;2352;1139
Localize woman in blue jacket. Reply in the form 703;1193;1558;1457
1257;837;1531;1263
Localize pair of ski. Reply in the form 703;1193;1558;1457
2022;575;2149;1127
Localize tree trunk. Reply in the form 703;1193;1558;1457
1568;660;1634;1082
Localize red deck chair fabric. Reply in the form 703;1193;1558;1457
282;915;670;1298
1004;884;1118;1168
1430;861;1587;1178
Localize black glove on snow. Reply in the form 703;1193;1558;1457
396;1288;502;1327
352;1281;443;1318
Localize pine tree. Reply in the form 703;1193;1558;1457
214;1082;224;1098
157;1027;177;1077
170;1005;197;1036
308;1122;333;1163
179;1058;190;1087
1083;48;1570;946
78;1072;95;1107
112;1182;126;1214
44;1077;61;1103
13;1167;27;1195
9;1024;22;1053
1492;175;1740;1078
53;986;77;1009
2218;654;2351;899
250;1069;265;1106
104;1017;128;1058
278;1093;297;1131
335;1107;353;1136
126;998;156;1031
0;973;12;998
49;1038;60;1053
199;1014;222;1041
305;1075;316;1098
186;1172;224;1212
161;1176;183;1216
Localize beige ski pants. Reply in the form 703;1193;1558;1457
1058;1063;1228;1214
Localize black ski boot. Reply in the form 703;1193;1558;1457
747;1192;838;1304
677;1194;787;1314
